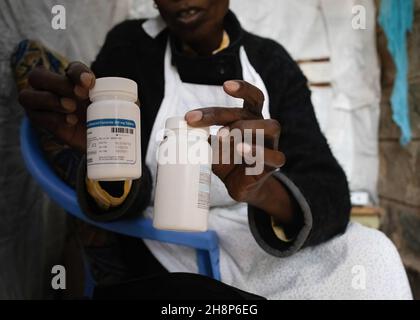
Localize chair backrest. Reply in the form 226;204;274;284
20;117;220;280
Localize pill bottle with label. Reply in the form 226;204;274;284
87;77;141;181
153;117;212;232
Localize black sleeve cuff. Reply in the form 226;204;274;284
248;171;313;257
76;156;152;222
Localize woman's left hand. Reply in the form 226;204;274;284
185;80;295;225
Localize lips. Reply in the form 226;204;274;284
175;7;205;26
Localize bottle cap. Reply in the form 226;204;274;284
89;77;138;101
165;116;210;136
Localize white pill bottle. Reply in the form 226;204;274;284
153;117;212;232
87;77;141;181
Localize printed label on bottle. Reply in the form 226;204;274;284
198;164;211;210
87;118;137;166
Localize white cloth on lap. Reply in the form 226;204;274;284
147;203;412;300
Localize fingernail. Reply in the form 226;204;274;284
74;85;88;98
217;126;230;138
61;98;77;112
237;143;252;155
66;114;78;126
185;111;203;123
224;81;241;92
80;72;94;88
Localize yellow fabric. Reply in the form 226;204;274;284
271;218;294;243
212;30;230;54
183;30;230;56
86;179;132;210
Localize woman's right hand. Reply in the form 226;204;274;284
18;62;96;152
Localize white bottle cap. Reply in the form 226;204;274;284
165;116;210;136
89;77;138;101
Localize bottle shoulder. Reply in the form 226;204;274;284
87;99;140;114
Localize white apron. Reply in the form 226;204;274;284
145;41;271;207
139;34;411;299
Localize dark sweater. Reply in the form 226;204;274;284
77;11;351;258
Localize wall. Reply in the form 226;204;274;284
378;0;420;299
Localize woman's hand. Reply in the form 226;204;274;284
18;62;96;152
185;80;295;225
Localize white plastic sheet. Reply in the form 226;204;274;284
231;0;381;202
0;0;130;299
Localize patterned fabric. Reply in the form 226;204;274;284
11;40;81;187
11;39;69;91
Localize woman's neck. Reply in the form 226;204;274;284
182;26;225;56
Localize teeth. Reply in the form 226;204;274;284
179;9;197;18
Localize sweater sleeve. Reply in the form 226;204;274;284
247;39;351;257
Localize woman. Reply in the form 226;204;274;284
18;0;410;299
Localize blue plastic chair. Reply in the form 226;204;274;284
20;117;221;297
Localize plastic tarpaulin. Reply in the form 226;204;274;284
0;0;130;299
